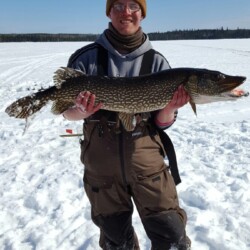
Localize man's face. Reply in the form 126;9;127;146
108;0;143;36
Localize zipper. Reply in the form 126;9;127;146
119;127;128;190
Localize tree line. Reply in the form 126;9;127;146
0;33;98;42
148;28;250;40
1;29;250;42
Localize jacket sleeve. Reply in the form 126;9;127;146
66;42;99;75
152;51;171;72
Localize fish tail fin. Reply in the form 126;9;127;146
5;91;50;119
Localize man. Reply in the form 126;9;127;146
63;0;191;249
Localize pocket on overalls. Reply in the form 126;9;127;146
135;168;178;216
137;166;167;181
83;172;122;216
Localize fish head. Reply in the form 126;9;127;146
185;69;247;105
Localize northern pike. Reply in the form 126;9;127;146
5;67;247;131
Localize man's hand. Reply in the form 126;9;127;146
155;85;190;126
63;91;103;121
75;91;103;116
165;85;190;113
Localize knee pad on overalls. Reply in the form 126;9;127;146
142;210;187;249
93;211;136;249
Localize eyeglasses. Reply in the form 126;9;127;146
112;2;141;13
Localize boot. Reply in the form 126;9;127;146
100;229;140;250
151;236;191;250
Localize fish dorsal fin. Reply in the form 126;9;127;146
51;100;75;115
118;112;136;131
53;67;85;88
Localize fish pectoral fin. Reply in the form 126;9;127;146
51;100;74;115
189;100;197;116
118;112;136;131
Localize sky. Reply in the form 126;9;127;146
0;0;250;34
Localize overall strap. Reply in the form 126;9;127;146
139;48;155;75
97;44;109;76
156;128;181;185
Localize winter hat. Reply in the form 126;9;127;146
106;0;147;17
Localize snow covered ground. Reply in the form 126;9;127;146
0;39;249;250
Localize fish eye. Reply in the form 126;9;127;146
218;74;226;80
210;74;225;81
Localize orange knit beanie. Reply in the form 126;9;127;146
106;0;147;17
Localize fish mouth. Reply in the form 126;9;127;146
227;88;249;98
192;75;248;104
219;75;246;92
219;76;249;100
219;75;248;99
